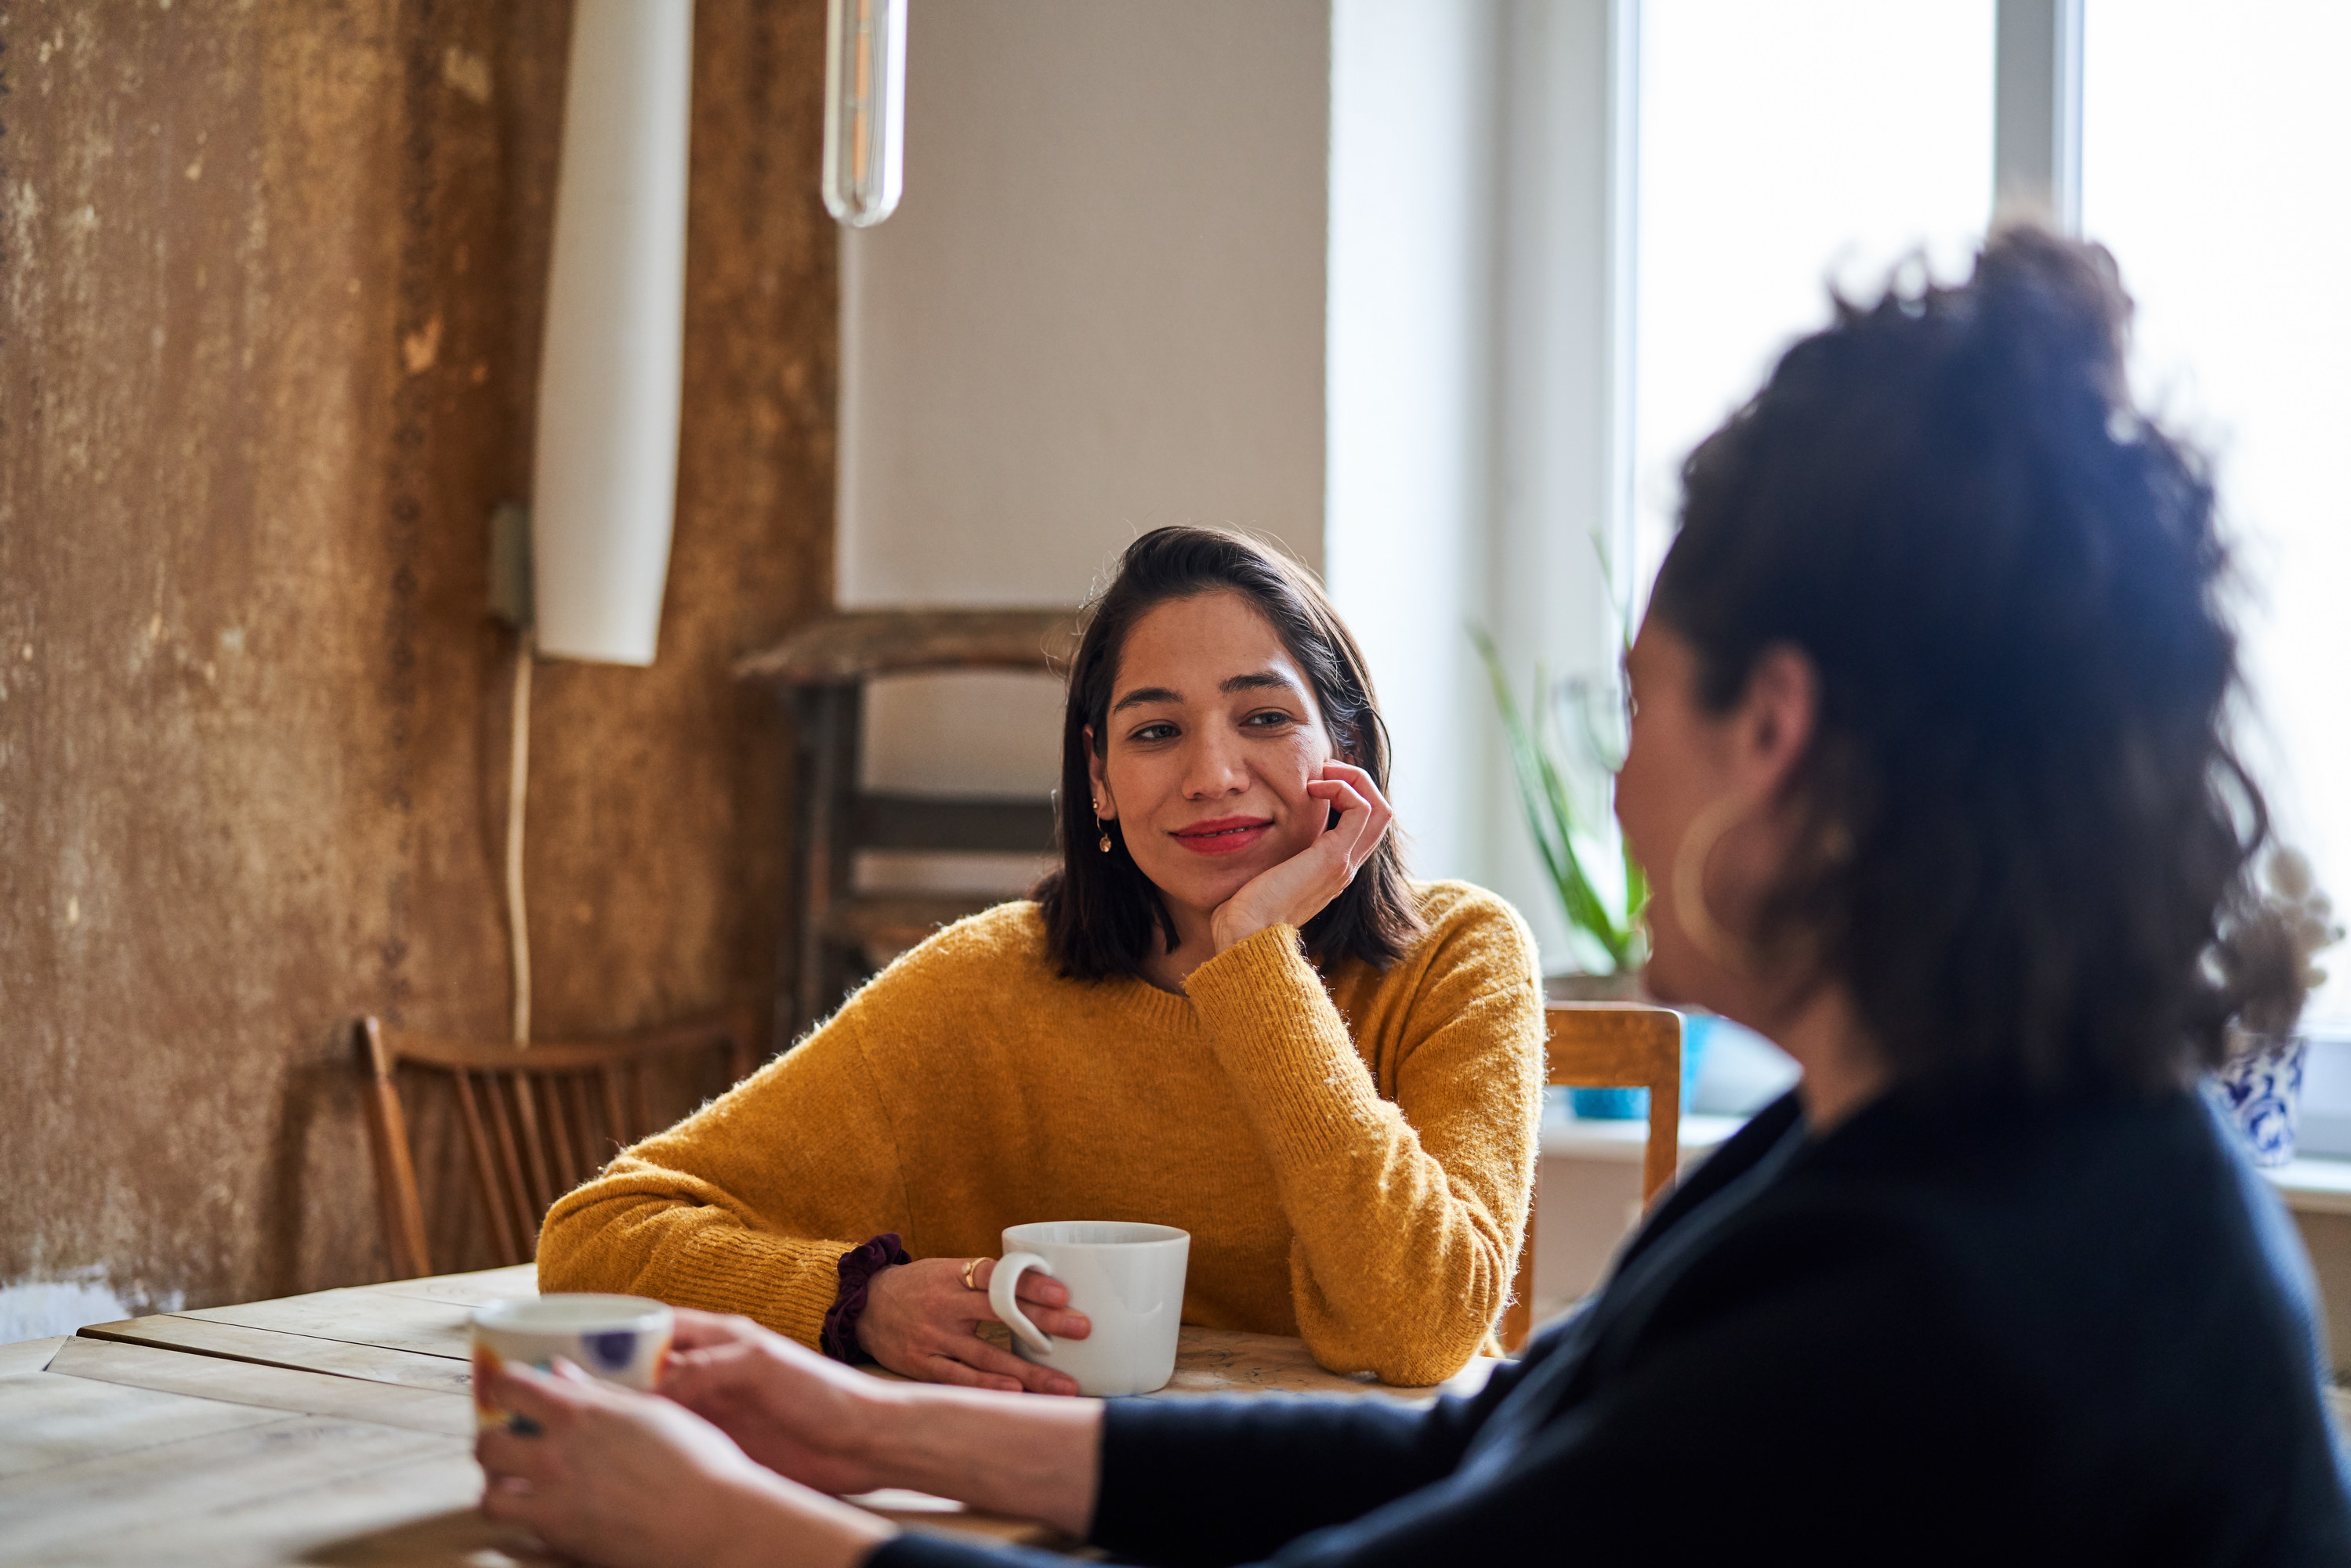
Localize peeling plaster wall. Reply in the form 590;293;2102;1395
0;1;835;1316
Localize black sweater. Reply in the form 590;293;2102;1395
878;1086;2351;1566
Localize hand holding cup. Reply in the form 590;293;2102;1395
857;1255;1091;1396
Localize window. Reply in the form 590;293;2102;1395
1625;0;2347;1030
1621;0;1995;1115
1632;0;1997;598
2081;0;2351;1033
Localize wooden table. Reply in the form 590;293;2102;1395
0;1266;1492;1565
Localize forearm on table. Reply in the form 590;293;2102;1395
540;1010;915;1341
1188;928;1538;1379
1282;1150;1516;1382
540;1190;857;1346
705;1472;899;1568
1189;962;1519;1378
1259;1120;1523;1378
853;1382;1105;1539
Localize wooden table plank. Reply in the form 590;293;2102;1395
1155;1327;1496;1403
0;1410;459;1562
20;1265;1493;1564
180;1287;478;1360
882;1322;1496;1405
94;1287;1495;1407
0;1368;286;1479
49;1337;473;1437
82;1313;473;1396
13;1452;549;1568
360;1264;540;1309
0;1333;66;1378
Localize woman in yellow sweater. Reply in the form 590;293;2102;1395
538;527;1544;1391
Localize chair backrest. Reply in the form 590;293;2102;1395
732;607;1081;688
356;1008;758;1280
1502;1001;1683;1352
735;608;1082;1036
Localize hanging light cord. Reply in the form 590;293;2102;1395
506;629;534;1045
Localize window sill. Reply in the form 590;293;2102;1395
2265;1157;2351;1216
1539;1113;1748;1164
1538;1117;2351;1219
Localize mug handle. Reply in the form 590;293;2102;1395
987;1251;1056;1354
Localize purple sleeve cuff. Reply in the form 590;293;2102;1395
820;1232;913;1363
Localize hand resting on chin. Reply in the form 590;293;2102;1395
1208;759;1395;954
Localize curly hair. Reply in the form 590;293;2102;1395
1649;226;2295;1095
1036;526;1424;980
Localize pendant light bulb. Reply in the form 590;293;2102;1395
822;0;907;228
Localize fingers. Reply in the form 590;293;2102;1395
479;1472;547;1527
657;1340;756;1403
1012;1273;1071;1311
919;1354;1028;1395
889;1269;1085;1396
1305;779;1377;871
1312;762;1392;865
939;1258;1082;1345
1320;758;1385;795
960;1257;1060;1302
1306;776;1371;824
1318;762;1393;829
962;1258;1078;1316
477;1425;556;1483
1017;1276;1066;1308
546;1357;601;1387
669;1310;769;1351
479;1358;582;1429
1018;1305;1091;1339
936;1337;1082;1397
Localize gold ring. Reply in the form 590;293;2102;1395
961;1258;983;1291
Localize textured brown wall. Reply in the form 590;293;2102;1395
2293;1213;2351;1376
0;1;834;1313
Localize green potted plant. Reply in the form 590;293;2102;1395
1475;627;1703;1121
1471;628;1647;995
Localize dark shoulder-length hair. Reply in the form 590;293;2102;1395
1035;526;1425;980
1650;226;2293;1096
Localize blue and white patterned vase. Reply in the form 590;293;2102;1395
2210;1034;2309;1168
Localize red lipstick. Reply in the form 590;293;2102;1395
1169;815;1273;856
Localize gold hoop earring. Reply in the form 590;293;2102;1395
1093;809;1114;854
1672;793;1753;973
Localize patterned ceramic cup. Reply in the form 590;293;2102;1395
2211;1035;2309;1168
471;1294;674;1430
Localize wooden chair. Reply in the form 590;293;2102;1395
356;1009;758;1280
735;608;1082;1040
1501;1002;1683;1352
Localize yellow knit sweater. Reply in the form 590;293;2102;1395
538;881;1543;1385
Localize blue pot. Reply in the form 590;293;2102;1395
2209;1035;2308;1168
1567;1014;1714;1121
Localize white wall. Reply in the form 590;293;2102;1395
839;0;1331;607
1328;0;1628;954
839;0;1333;798
837;1;1629;964
1325;0;1501;887
1483;0;1635;958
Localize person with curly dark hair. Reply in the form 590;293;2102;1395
481;228;2351;1566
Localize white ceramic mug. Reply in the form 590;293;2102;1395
471;1293;674;1430
987;1220;1190;1396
